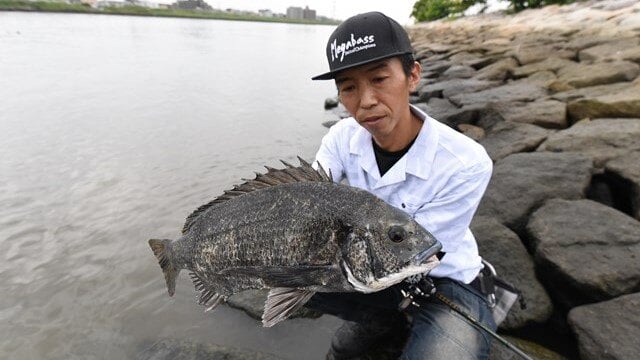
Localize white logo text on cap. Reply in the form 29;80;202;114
331;33;376;62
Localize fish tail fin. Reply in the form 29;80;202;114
148;239;180;296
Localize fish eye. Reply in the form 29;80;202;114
388;226;407;243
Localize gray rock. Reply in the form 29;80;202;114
227;289;322;321
578;37;640;62
442;64;476;79
416;78;498;101
565;85;640;122
480;121;551;162
514;44;575;66
457;123;485;141
556;61;640;88
490;100;567;129
537;118;640;167
417;98;479;127
420;59;452;75
606;151;640;220
477;152;592;232
471;216;553;330
448;50;483;64
138;338;283;360
449;82;548;107
324;97;339;110
511;58;576;79
527;199;640;308
475;57;519;81
550;81;634;103
568;293;640;360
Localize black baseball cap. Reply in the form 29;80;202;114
312;12;414;81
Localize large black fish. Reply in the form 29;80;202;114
149;158;441;327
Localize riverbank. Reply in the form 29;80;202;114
0;0;340;25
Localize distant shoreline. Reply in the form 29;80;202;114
0;1;340;25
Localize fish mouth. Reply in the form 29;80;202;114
410;241;442;266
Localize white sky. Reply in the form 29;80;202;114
206;0;418;24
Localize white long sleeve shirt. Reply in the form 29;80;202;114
314;105;492;283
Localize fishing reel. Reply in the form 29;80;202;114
398;275;436;311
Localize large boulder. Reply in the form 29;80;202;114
471;216;553;330
511;58;576;79
474;57;519;81
537;118;640;167
527;199;640;308
449;82;548;107
565;85;640;122
416;78;499;101
479;121;551;162
578;37;640;62
550;82;634;103
568;293;640;360
606;152;640;220
555;61;640;88
415;98;482;127
489;100;567;129
514;44;575;66
477;152;593;233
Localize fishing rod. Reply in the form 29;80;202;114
434;292;533;360
399;281;533;360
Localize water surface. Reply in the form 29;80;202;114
0;12;342;359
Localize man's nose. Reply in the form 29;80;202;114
359;85;377;109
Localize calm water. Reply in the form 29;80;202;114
0;12;343;359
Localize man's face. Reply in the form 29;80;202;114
335;57;420;140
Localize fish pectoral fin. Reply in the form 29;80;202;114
219;265;338;288
262;288;315;328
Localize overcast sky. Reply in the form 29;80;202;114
207;0;418;24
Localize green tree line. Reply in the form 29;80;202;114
412;0;577;22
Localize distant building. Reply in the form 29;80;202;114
258;9;273;17
303;6;316;20
286;6;303;19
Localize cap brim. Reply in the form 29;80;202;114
311;51;412;81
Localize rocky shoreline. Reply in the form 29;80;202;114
405;1;640;359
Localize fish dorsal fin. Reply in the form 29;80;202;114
182;157;332;234
262;287;316;327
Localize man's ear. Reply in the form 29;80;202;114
408;61;422;92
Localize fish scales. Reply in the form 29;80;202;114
189;185;347;269
148;159;442;327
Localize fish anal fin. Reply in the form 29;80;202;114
262;288;315;327
189;271;226;312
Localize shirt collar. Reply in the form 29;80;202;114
406;104;438;180
348;104;438;183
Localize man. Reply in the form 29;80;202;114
307;12;496;359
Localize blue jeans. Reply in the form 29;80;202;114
305;278;496;359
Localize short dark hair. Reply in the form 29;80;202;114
399;53;415;78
